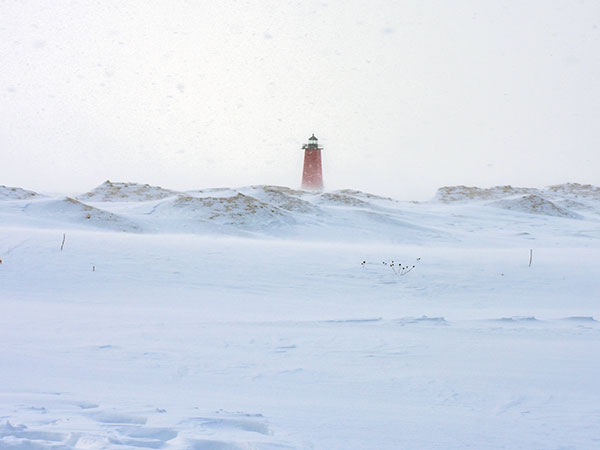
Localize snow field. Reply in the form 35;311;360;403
1;226;600;449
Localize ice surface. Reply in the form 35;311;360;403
1;182;600;449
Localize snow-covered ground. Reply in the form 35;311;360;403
1;182;600;449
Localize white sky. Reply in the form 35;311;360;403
1;0;599;200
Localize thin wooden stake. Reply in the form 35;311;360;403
60;233;66;251
529;248;533;267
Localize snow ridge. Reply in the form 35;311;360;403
1;181;599;243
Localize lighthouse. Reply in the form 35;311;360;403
301;134;323;190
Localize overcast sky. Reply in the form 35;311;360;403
1;0;599;200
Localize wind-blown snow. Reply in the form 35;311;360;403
1;182;599;449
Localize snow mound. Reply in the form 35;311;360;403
316;190;397;210
319;192;370;207
172;193;284;221
243;185;319;214
148;192;294;234
552;197;593;211
0;185;42;200
335;189;396;203
435;185;539;202
183;187;240;199
491;194;581;218
78;180;179;202
23;197;141;231
547;183;600;200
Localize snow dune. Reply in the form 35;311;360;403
1;180;599;243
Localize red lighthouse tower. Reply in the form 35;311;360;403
301;134;323;190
